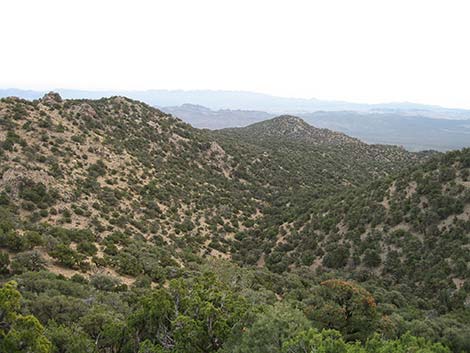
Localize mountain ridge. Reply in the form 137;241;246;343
2;88;470;118
0;93;468;353
220;115;362;146
0;92;430;272
162;103;470;151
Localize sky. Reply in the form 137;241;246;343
1;0;470;108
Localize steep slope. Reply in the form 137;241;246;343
249;149;470;303
221;115;361;145
213;116;469;308
0;93;267;279
215;115;431;189
0;94;428;282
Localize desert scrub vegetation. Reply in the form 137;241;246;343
0;94;468;352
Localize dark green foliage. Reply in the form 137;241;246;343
0;230;30;251
19;180;58;207
225;302;310;353
0;281;52;353
76;241;97;256
282;329;450;353
0;192;10;206
88;160;107;178
11;250;46;274
89;274;122;291
0;250;10;274
130;273;248;352
45;322;94;353
322;245;350;269
363;249;381;268
305;280;378;341
49;244;84;269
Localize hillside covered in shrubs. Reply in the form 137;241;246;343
0;93;468;353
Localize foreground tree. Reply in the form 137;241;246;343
282;329;451;353
305;279;378;341
0;281;52;353
129;273;248;352
224;302;310;353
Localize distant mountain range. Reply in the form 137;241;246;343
2;88;470;151
162;103;272;129
162;104;470;152
2;88;470;119
301;111;470;152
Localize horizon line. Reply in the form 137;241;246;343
0;86;467;111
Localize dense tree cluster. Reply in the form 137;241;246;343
0;270;457;353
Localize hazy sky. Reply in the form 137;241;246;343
1;0;469;108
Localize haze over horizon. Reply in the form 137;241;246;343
1;0;470;109
0;87;462;108
0;87;470;113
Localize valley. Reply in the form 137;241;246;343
0;93;468;353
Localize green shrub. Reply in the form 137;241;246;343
11;250;46;274
0;250;10;274
76;241;98;256
49;244;84;269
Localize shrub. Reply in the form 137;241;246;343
89;274;122;291
363;249;382;268
11;250;46;274
0;230;29;251
322;245;350;269
76;241;98;256
19;180;57;206
49;244;84;269
0;250;10;274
